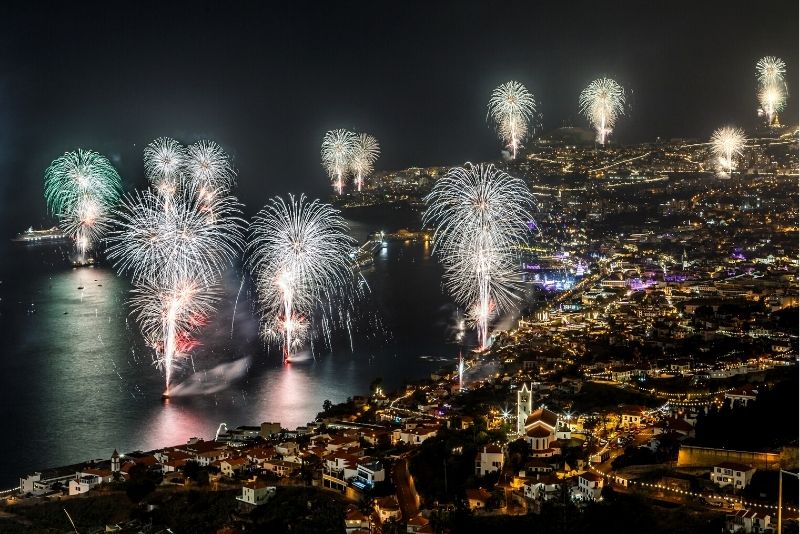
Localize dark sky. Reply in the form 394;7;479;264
0;0;797;227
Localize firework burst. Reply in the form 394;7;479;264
246;194;355;361
710;126;746;175
109;169;244;391
488;81;536;159
350;133;380;192
321;129;356;194
579;78;625;145
144;137;186;196
756;56;788;126
44;149;122;260
424;163;533;349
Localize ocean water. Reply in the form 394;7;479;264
0;210;460;487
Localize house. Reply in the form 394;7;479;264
475;445;504;476
523;474;562;501
220;457;249;477
725;386;758;407
68;468;113;496
344;506;370;533
619;405;647;428
263;459;297;478
374;495;401;523
576;471;604;501
354;460;385;489
523;407;559;457
275;441;299;457
725;509;772;533
19;468;76;496
711;462;756;490
466;488;492;510
653;417;695;438
236;479;275;506
393;424;439;445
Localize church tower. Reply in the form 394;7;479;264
111;449;120;473
516;383;533;435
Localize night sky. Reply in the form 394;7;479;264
0;0;797;228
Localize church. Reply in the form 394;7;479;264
517;384;560;458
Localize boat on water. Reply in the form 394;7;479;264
12;226;67;244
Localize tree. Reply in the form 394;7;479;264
323;399;333;412
507;438;532;473
125;463;157;503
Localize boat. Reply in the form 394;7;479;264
12;226;68;244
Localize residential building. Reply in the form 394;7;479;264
236;480;275;506
374;495;401;523
725;509;772;533
466;487;492;510
475;445;504;476
711;462;756;490
576;471;604;501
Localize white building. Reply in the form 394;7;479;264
522;407;559;457
68;469;113;496
516;383;533;435
475;445;504;476
576;471;604;501
355;460;385;488
726;509;772;533
711;462;756;490
236;480;275;506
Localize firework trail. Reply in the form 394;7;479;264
246;194;355;362
710;126;746;175
579;78;625;145
109;147;244;392
350;133;380;192
44;149;122;260
424;163;533;350
756;56;787;126
321;129;356;194
488;81;536;159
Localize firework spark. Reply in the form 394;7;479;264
321;129;356;194
350;133;380;192
44;149;122;260
186;140;236;199
756;56;787;126
710;126;746;175
144;137;186;196
109;170;244;391
756;56;786;86
424;163;533;349
488;81;536;159
579;78;625;145
246;194;355;361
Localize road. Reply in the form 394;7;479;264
392;456;419;521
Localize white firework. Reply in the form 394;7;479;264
144;137;186;196
108;178;244;390
756;56;786;86
321;129;357;194
246;194;355;361
424;163;533;349
710;126;746;175
350;133;380;192
579;77;626;145
488;81;537;159
186;140;236;197
756;57;788;126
